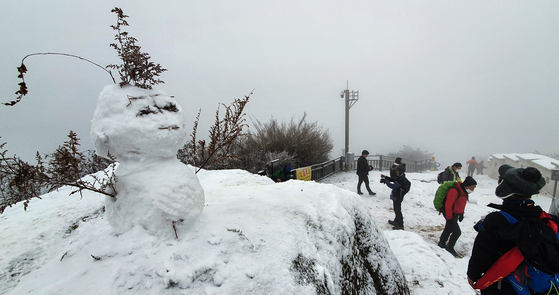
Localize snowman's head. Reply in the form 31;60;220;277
91;85;187;160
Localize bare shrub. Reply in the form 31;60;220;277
239;113;333;171
0;132;116;214
5;7;164;106
177;91;251;173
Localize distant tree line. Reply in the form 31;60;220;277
386;145;433;161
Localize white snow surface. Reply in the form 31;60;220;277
1;168;553;294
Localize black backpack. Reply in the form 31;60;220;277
494;210;559;275
400;177;411;195
437;171;444;184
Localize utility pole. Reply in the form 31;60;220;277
341;81;359;157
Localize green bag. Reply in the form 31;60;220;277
433;181;458;212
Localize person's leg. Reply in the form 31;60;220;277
439;217;454;246
393;197;403;228
363;175;375;194
447;218;461;250
357;175;364;194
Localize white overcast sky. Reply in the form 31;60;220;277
1;0;558;167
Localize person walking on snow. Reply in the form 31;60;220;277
356;150;376;195
438;176;477;257
466;157;478;177
381;163;410;230
438;162;463;184
476;161;485;175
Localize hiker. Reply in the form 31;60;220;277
389;157;403;178
466;157;478;177
437;162;463;184
467;165;548;294
438;176;477;257
356;150;376;195
476;161;485;175
381;163;411;230
272;165;293;182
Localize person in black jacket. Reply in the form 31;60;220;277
356;150;376;195
467;165;547;294
381;163;410;230
437;162;463;184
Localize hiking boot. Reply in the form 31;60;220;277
357;191;363;195
437;241;446;248
392;224;404;230
388;220;397;226
445;246;460;258
369;192;376;196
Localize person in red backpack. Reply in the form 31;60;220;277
438;176;477;257
467;165;547;294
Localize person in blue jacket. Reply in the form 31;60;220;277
381;163;411;230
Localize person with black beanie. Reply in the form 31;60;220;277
467;165;547;294
389;157;403;178
381;163;410;230
438;176;477;257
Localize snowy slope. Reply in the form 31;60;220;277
1;168;553;294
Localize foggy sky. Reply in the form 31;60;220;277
1;0;558;168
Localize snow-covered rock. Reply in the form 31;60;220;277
5;169;409;294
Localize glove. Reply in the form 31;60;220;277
458;214;464;222
380;178;386;184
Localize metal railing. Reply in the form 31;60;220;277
264;155;438;183
310;157;344;181
348;155;438;173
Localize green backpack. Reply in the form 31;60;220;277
433;181;458;212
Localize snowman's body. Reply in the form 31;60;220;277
90;85;204;237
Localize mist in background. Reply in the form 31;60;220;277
1;1;558;168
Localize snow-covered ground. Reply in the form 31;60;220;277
0;167;553;294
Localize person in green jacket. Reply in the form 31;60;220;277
273;166;293;182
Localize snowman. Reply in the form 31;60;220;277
90;84;205;238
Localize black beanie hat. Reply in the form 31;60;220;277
495;166;546;199
462;176;477;187
453;162;462;168
498;164;514;177
395;157;402;164
362;150;369;155
396;163;406;173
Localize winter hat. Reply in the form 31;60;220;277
498;164;514;177
452;162;462;168
395;163;406;173
462;176;477;187
285;166;292;173
395;157;402;164
495;166;546;199
362;150;369;155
